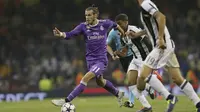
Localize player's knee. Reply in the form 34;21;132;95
140;74;147;81
127;70;138;86
137;77;146;91
140;65;152;80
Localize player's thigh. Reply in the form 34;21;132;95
166;54;184;85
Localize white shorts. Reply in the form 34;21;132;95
144;47;180;69
127;58;143;73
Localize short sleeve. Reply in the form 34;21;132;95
141;0;158;15
107;29;117;45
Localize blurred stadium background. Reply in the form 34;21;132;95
0;0;200;111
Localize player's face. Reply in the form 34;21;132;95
117;20;128;30
85;10;96;24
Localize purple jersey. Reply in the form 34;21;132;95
64;19;117;62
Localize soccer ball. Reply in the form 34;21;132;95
61;103;76;112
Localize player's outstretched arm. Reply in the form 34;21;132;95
53;24;83;39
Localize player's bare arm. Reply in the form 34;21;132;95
153;11;166;49
127;30;146;39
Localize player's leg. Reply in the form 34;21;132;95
96;75;124;107
127;59;152;111
119;55;135;107
166;53;200;111
128;70;152;111
94;62;124;107
96;75;120;97
137;48;177;112
51;71;95;106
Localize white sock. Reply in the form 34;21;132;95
180;80;200;105
145;83;150;90
129;85;151;108
146;74;170;99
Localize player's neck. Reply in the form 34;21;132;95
90;19;99;26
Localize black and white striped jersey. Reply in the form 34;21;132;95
121;25;153;61
140;0;173;48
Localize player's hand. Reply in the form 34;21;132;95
157;38;166;49
53;27;65;38
112;52;119;60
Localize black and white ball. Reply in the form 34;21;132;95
61;103;76;112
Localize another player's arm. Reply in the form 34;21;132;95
153;11;166;41
141;1;166;49
53;24;83;39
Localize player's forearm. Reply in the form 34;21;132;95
129;30;147;39
64;32;76;39
136;30;146;37
106;45;115;56
155;13;166;39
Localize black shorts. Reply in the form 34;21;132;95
119;55;133;72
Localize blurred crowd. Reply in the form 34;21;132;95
0;0;200;92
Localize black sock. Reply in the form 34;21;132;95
166;94;174;101
65;98;70;102
196;102;200;108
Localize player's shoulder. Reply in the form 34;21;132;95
141;0;158;9
79;22;87;26
99;19;113;24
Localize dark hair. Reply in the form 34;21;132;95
85;4;99;16
115;13;128;21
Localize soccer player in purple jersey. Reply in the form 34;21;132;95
51;5;125;107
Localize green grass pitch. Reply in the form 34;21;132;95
0;96;197;112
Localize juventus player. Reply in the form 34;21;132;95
135;0;200;112
113;13;166;112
